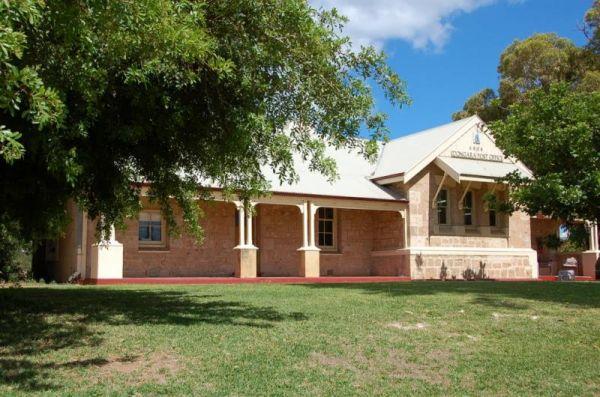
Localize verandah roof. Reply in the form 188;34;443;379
434;156;531;183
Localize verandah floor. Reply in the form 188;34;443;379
82;275;595;285
83;276;413;285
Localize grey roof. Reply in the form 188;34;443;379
436;156;532;181
201;115;531;201
371;116;476;179
261;145;405;201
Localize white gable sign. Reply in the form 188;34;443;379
441;123;507;163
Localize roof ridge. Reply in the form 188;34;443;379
387;115;476;143
372;140;388;176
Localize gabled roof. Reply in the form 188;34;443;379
200;116;532;201
371;116;478;182
261;145;406;202
435;156;532;183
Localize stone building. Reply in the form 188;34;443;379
51;116;599;282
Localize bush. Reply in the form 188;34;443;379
0;220;32;283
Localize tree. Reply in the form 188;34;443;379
0;1;409;260
491;84;600;224
584;0;600;55
452;88;505;123
453;33;586;122
0;0;64;165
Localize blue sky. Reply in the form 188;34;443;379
312;0;593;138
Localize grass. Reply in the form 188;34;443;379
1;281;599;396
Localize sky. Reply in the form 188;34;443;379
310;0;594;138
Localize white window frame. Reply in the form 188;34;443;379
138;210;166;248
317;207;337;251
436;189;449;225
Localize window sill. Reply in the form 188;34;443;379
138;246;169;253
320;250;342;255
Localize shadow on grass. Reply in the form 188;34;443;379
0;287;307;391
304;281;600;309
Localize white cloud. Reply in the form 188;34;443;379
310;0;522;51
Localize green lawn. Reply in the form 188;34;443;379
1;282;599;396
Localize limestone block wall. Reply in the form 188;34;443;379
320;209;373;276
409;252;533;280
371;211;403;251
118;200;237;277
429;236;508;248
396;168;431;247
256;204;302;277
257;206;405;277
509;210;532;249
371;253;410;276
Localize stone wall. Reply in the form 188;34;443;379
409;252;533;280
371;253;410;276
117;200;237;277
396;167;431;247
256;204;302;276
107;201;408;278
429;235;507;248
391;165;532;253
320;209;373;276
509;210;532;249
371;211;403;251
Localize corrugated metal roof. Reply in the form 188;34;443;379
436;156;532;181
261;145;405;201
371;116;476;179
198;116;530;201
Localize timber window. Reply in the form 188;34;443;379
317;207;337;250
437;189;448;225
139;211;165;247
463;191;473;226
489;209;497;227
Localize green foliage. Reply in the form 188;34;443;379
0;0;65;163
498;33;581;95
0;1;408;247
0;215;31;282
454;26;599;122
456;2;600;230
585;0;600;55
491;84;600;223
452;88;506;122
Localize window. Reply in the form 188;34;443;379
463;191;473;226
489;209;497;227
559;224;569;242
139;211;165;247
436;189;448;225
317;207;337;250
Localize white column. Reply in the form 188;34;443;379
301;202;308;248
309;202;317;248
588;221;597;251
237;205;246;247
90;217;123;279
109;225;117;243
400;209;409;249
246;203;254;247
